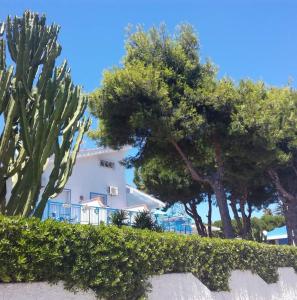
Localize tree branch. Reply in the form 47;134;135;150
171;140;210;184
183;203;194;218
268;169;295;203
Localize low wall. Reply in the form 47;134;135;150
0;268;296;300
149;268;297;300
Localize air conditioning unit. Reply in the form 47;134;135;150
108;186;119;196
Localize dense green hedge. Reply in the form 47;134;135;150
0;216;297;299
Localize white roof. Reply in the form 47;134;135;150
76;146;131;159
48;146;131;162
126;185;165;210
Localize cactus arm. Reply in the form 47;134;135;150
5;162;30;215
0;66;13;111
7;147;26;177
39;80;71;164
61;94;87;134
0;22;6;70
17;82;33;155
33;136;71;217
34;117;90;218
0;96;17;155
56;60;67;82
5;16;17;62
55;118;91;191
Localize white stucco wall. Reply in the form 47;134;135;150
0;268;296;300
5;147;163;213
43;149;127;209
5;149;128;210
148;268;297;300
0;282;96;300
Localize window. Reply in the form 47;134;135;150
90;192;108;206
99;159;115;169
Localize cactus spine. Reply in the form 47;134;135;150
0;11;90;217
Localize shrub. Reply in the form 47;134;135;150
133;210;162;231
110;210;128;227
133;211;154;229
0;215;296;299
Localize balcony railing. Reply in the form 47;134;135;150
42;200;137;225
42;200;192;234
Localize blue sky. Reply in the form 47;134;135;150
1;0;296;220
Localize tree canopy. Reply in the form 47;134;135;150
231;82;297;244
90;25;238;238
134;153;212;236
90;24;297;244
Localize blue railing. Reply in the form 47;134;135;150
158;218;192;234
43;201;192;234
43;201;138;225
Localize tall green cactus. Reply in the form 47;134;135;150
0;20;20;213
0;11;90;217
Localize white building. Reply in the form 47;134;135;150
40;147;164;224
6;147;164;224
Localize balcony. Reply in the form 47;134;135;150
42;200;137;225
42;200;193;234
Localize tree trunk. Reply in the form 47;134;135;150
268;169;297;245
212;139;234;238
239;197;249;239
245;202;252;239
207;192;212;237
212;180;235;238
283;200;297;245
193;214;207;237
171;140;234;238
191;202;207;237
184;202;207;237
229;195;242;236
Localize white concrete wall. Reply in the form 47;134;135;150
0;268;296;300
149;268;297;300
0;282;96;300
44;150;127;209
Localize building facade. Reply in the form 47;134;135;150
44;147;128;209
43;147;164;210
6;147;164;225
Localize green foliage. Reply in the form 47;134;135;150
0;216;296;300
110;210;128;227
133;210;162;232
231;81;297;244
0;11;90;217
89;24;239;238
134;155;205;204
213;214;286;242
89;24;215;149
134;155;211;236
251;214;286;242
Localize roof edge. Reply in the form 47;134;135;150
48;146;132;162
126;185;165;207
